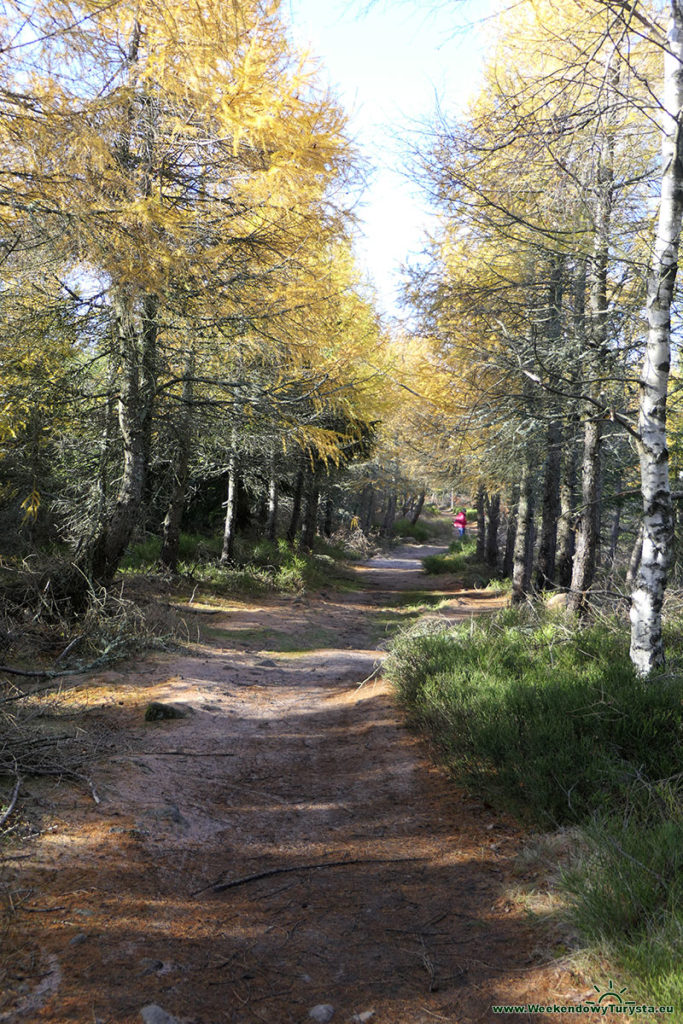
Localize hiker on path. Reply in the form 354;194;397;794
453;508;467;538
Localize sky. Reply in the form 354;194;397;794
286;0;490;320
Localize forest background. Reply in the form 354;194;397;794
3;0;683;665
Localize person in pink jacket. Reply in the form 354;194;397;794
453;509;467;537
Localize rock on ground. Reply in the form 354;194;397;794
309;1005;335;1023
140;1005;181;1024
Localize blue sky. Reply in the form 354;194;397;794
286;0;488;319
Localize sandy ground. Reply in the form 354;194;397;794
0;544;602;1023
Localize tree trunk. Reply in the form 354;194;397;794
87;44;158;586
536;259;564;588
626;523;644;590
301;470;320;551
630;4;682;675
380;490;397;538
556;437;578;589
605;471;623;570
266;459;278;542
511;466;534;603
502;486;518;579
89;289;158;584
595;455;605;568
360;484;375;535
323;493;334;537
160;356;194;572
566;69;613;614
410;490;426;526
486;492;500;568
94;359;117;523
536;420;562;589
567;418;601;614
220;450;238;565
476;485;486;560
287;466;305;544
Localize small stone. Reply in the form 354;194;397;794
140;1005;180;1024
309;1006;335;1024
139;957;164;975
259;658;277;667
142;804;184;825
350;1014;375;1024
69;933;88;947
144;702;188;721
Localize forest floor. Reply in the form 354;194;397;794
0;541;606;1024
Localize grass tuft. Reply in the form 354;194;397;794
422;537;478;574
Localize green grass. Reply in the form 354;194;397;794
484;576;513;594
560;780;683;1011
387;608;683;823
385;607;683;1006
392;517;431;542
422;537;477;574
422;538;495;588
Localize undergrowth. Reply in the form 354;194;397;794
422;537;478;574
385;607;683;1007
392;512;456;544
392;517;431;542
123;530;355;596
422;538;496;588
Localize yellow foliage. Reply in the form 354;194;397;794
20;489;41;524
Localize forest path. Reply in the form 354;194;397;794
2;542;597;1024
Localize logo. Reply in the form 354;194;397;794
491;978;675;1016
593;981;631;1006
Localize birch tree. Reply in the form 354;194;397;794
630;0;683;674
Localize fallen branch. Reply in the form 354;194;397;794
0;666;68;678
162;603;222;615
355;661;383;689
191;856;422;897
54;636;83;664
0;652;118;681
22;905;68;913
86;778;100;805
111;750;237;758
0;775;21;828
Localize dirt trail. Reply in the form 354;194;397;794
1;544;597;1024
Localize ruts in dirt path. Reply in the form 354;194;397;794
1;544;597;1024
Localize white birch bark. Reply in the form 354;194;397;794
220;445;238;565
630;2;683;675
